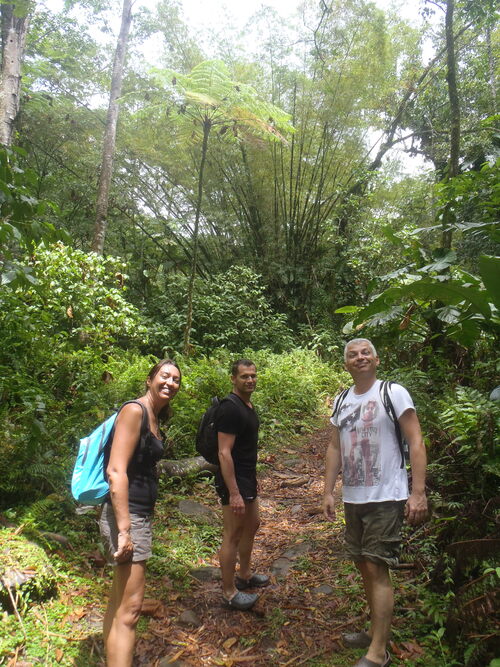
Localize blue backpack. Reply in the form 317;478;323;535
71;400;148;505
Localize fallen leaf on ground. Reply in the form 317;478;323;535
392;639;425;659
141;598;164;617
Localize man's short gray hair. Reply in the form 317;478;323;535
344;338;378;362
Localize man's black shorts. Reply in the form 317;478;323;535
215;472;257;506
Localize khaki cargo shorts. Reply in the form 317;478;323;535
344;500;406;568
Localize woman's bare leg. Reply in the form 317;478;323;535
103;561;146;667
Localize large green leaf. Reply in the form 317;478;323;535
419;251;457;273
363;306;405;328
151;60;293;140
446;319;481;348
334;305;360;314
436;306;461;324
354;277;492;323
479;255;500;310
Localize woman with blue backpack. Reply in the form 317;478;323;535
99;359;182;667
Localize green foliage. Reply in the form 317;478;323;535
417;384;500;665
250;348;346;441
438;386;500;484
425;383;499;532
297;325;344;362
0;242;148;403
0;244;151;505
147;265;294;355
390;379;500;667
149;59;293;145
334;151;500;352
0;347;154;506
24;243;147;346
479;254;500;310
0;148;67;288
337;241;499;350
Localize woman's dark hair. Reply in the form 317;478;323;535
147;359;182;422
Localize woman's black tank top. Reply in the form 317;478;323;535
105;402;164;516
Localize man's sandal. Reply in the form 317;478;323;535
352;650;391;667
223;591;258;611
235;573;270;590
342;630;372;648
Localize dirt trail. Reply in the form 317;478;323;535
135;424;366;667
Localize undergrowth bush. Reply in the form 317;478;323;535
0;344;346;506
144;266;294;355
428;384;500;522
1;243;146;354
167;348;348;457
412;381;500;667
0;347;156;505
250;348;348;441
0;243;151;505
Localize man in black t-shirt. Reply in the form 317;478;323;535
216;359;269;611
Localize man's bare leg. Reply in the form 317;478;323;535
236;500;260;580
219;505;246;599
357;559;392;664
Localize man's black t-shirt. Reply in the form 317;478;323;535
214;392;259;501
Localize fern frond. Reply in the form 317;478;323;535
463;633;500;667
447;539;500;563
448;571;499;631
457;589;499;627
24;498;57;522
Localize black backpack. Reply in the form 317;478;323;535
195;394;245;465
331;380;408;468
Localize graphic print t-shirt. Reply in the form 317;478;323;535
330;380;414;503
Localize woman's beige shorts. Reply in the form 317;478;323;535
99;502;152;564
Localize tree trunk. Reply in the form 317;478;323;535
92;0;133;254
486;25;497;115
424;0;462;364
182;117;211;355
0;4;29;147
442;0;460;251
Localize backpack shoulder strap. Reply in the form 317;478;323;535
224;393;250;416
219;393;253;428
121;400;149;430
379;381;405;468
109;400;150;461
331;387;351;421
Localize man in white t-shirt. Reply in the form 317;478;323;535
323;338;428;667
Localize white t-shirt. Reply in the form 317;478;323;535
330;379;415;504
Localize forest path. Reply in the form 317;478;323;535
135;422;370;667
